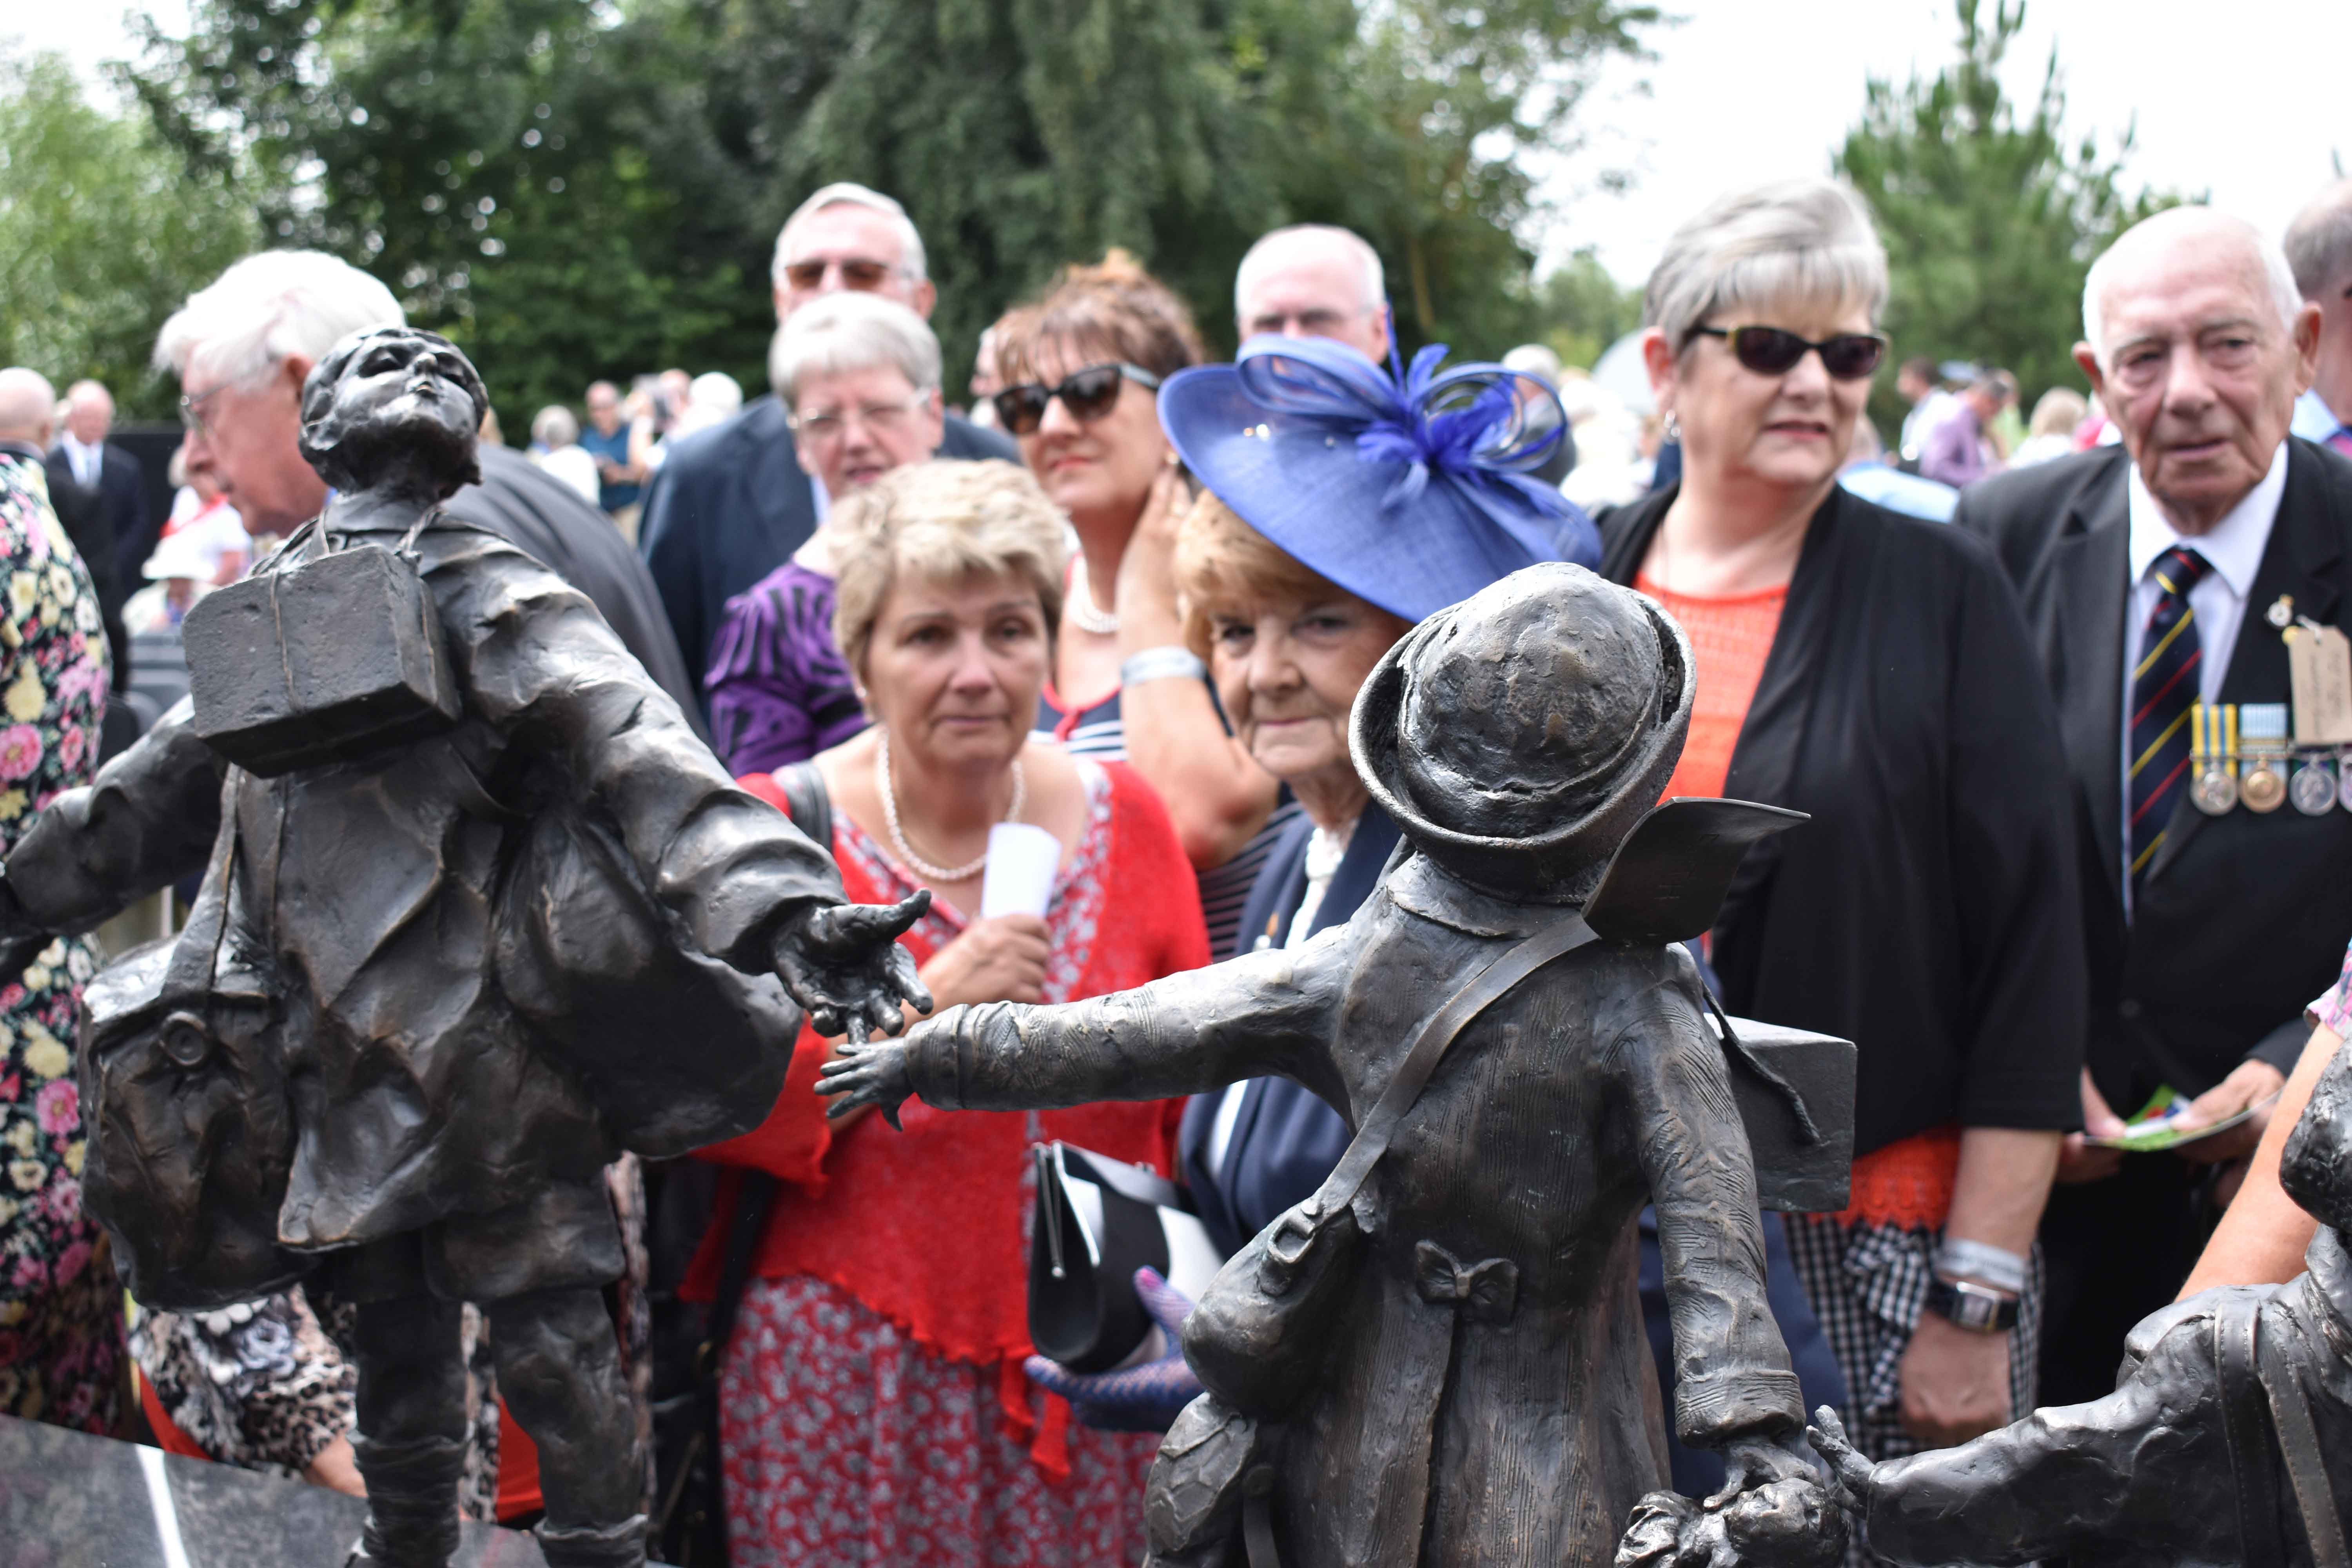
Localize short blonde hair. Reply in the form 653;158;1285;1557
1644;178;1888;352
831;459;1069;676
1174;492;1408;660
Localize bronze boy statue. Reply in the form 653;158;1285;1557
0;328;928;1568
821;565;1839;1568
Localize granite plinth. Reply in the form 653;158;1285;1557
0;1413;637;1568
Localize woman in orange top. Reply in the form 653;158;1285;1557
1602;179;2087;1485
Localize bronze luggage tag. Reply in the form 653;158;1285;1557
2239;704;2290;813
2191;703;2239;815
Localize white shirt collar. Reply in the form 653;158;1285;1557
2126;440;2289;601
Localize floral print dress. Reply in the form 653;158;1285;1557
0;448;115;1433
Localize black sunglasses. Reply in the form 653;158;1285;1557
1686;325;1888;381
993;362;1161;436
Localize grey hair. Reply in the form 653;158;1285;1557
1233;225;1386;323
1642;178;1888;351
153;250;404;392
768;292;943;409
771;182;927;285
2285;180;2352;299
2081;207;2306;364
531;404;579;448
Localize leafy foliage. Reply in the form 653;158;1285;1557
1534;247;1641;370
0;50;259;419
119;0;1657;425
1835;0;2181;426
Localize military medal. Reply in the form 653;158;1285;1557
2190;703;2239;815
2239;704;2289;814
2293;757;2338;816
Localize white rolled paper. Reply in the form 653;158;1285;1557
980;821;1062;918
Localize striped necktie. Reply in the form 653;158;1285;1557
2129;544;2212;886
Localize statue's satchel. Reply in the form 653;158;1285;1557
183;513;461;777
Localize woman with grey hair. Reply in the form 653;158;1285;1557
529;403;601;504
706;292;947;772
1594;177;2088;1506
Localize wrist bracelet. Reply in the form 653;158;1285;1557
1120;646;1208;688
1935;1237;2028;1296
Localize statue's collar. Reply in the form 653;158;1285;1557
1385;852;1574;939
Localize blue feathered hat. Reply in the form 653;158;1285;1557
1158;335;1598;623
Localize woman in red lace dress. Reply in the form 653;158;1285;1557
690;459;1209;1565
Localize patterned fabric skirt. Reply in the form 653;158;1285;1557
1782;1217;2042;1567
718;1275;1155;1567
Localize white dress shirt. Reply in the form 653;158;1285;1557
2293;388;2347;444
58;433;103;488
2119;441;2290;895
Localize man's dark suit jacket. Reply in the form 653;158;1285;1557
45;443;152;602
637;396;1017;689
1956;438;2352;1107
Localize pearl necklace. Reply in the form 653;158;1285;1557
1066;555;1120;637
875;730;1026;883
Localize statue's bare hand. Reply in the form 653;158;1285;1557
774;893;935;1042
814;1038;915;1128
1707;1429;1818;1510
1803;1407;1875;1515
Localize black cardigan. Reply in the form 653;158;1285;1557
1601;485;2087;1154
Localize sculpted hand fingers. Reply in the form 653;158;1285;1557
891;952;934;1016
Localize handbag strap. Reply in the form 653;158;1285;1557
1313;911;1597;1220
696;760;834;1380
2220;1293;2288;1568
2263;1308;2350;1568
162;782;242;1002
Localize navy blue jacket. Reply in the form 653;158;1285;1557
1177;803;1399;1257
637;396;1016;689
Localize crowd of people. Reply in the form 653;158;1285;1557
0;162;2349;1568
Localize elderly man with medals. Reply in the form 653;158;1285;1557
0;327;928;1568
820;337;1855;1568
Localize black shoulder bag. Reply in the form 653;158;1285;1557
652;761;829;1568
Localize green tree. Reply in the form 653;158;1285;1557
124;0;1657;422
1835;0;2180;428
0;50;258;419
1534;247;1641;370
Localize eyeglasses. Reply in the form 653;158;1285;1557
179;384;228;439
780;256;901;292
1685;325;1888;381
787;393;931;443
992;363;1162;436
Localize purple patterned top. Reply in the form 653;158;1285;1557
706;559;869;774
2311;940;2352;1037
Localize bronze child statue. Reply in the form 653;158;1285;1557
0;328;929;1568
1806;1030;2352;1568
820;564;1844;1568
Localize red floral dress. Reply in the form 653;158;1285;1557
0;450;115;1433
692;757;1210;1566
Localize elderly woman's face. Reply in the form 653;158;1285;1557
794;363;946;501
1208;590;1409;805
1016;337;1170;530
861;567;1050;772
1658;296;1875;495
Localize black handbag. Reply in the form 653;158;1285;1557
1027;1140;1226;1373
650;761;827;1568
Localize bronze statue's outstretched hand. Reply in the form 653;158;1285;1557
1709;1428;1820;1510
774;893;935;1043
815;1036;915;1128
1804;1407;1875;1515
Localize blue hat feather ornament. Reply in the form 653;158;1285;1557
1158;335;1599;623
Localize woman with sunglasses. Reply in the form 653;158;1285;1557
991;252;1294;958
1599;178;2087;1496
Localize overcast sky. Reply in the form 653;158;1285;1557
14;0;2348;290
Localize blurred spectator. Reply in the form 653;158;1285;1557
1610;178;2083;1474
1896;354;1957;463
157;459;248;583
656;368;693;434
637;182;1014;684
46;379;154;596
660;372;742;450
691;459;1205;1563
995;249;1291;959
0;364;122;1437
1985;368;2025;461
477;404;505;448
967;324;1005;429
581;380;644;534
1500;343;1579;485
2008;388;2090;468
2285;178;2352;453
1556;371;1653;511
153;249;701;723
1918;373;2006;488
529;404;603;504
124;527;220;633
1838;419;1959;521
1232;223;1391;363
705;293;947;773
